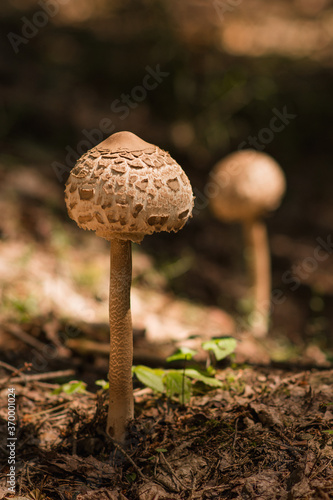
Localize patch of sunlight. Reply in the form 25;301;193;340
50;221;73;257
269;338;301;362
72;262;104;292
2;292;39;322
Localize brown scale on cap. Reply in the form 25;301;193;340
210;150;286;222
65;131;193;243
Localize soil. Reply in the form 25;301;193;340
0;361;333;499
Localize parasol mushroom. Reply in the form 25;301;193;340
65;131;194;443
209;149;286;337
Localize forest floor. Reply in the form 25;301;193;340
0;360;332;499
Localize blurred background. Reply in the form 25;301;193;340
1;0;333;379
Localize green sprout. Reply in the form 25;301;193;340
52;380;87;395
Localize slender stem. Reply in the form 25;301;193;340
107;238;134;443
243;219;271;337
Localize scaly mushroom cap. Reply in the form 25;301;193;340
210;150;286;221
65;131;194;242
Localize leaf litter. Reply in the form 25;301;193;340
0;364;333;499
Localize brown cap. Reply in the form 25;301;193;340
209;150;286;221
65;131;194;242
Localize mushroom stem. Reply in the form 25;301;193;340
107;238;134;443
243;219;271;337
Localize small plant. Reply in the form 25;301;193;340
132;337;237;403
132;365;223;404
52;380;87;395
202;337;237;364
95;379;110;390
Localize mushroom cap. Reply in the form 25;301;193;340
209;150;286;221
65;131;194;242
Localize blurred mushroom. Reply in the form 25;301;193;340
65;131;194;443
209;149;286;337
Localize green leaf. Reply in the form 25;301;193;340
95;379;109;390
184;369;223;387
52;380;87;395
164;371;192;404
125;473;136;482
202;337;237;361
132;365;165;393
205;365;217;376
167;347;197;362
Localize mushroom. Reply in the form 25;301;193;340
65;131;194;443
209;149;286;337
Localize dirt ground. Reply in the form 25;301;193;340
0;362;333;499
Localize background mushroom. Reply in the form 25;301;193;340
209;149;286;337
65;131;194;443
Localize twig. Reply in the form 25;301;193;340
273;427;297;448
195;485;227;495
0;368;75;385
5;324;47;352
310;458;333;480
0;360;21;372
0;362;32;386
26;463;33;489
108;436;146;480
25;403;71;419
266;439;302;458
271;371;310;393
303;385;315;415
159;451;188;490
44;319;71;358
133;387;153;398
107;434;184;493
232;417;239;450
70;415;80;456
67;338;109;355
18;462;26;496
154;455;159;477
32;381;62;389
